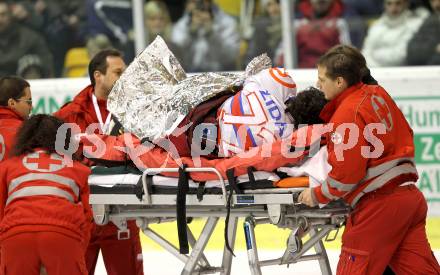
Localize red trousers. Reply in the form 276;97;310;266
86;221;143;275
0;231;87;275
337;184;440;274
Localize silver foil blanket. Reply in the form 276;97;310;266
108;36;272;141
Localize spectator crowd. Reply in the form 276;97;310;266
0;0;439;79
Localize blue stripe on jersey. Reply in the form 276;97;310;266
247;127;257;146
231;96;243;148
239;93;245;115
238;91;257;147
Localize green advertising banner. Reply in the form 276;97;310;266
32;95;72;114
30;78;87;115
398;96;440;206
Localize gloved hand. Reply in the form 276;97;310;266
298;188;318;207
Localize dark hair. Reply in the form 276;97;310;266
326;44;378;85
88;49;123;86
317;45;363;87
12;114;66;156
285;87;328;129
0;76;30;106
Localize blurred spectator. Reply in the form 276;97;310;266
43;0;87;77
245;0;282;64
296;0;356;18
362;0;426;67
171;0;240;72
8;0;86;77
16;54;46;79
86;33;112;59
285;0;351;68
407;0;440;65
141;0;183;60
144;0;173;44
0;2;53;78
296;0;366;48
8;0;45;33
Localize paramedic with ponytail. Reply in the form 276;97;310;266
0;76;32;163
0;114;91;274
54;49;144;275
298;45;440;274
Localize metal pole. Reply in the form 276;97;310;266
280;0;297;68
310;227;332;275
220;217;238;275
132;0;146;55
244;216;262;275
181;217;219;275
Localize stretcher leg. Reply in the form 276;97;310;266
181;217;219;275
187;225;210;268
143;227;190;264
244;216;262;275
310;227;332;275
289;225;333;261
220;216;238;275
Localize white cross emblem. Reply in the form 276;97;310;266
23;151;65;172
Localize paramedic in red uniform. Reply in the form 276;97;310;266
298;45;440;274
0;114;92;275
55;49;144;275
0;76;32;163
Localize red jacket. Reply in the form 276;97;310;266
298;0;345;20
81;124;323;182
54;85;109;164
54;85;109;133
296;18;345;68
0;107;24;162
0;150;92;247
314;83;418;207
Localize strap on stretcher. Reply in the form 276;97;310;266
196;182;206;201
177;165;190;254
175;166;242;255
224;168;242;256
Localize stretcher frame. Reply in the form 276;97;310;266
90;167;349;275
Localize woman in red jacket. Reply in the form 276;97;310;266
0;76;32;162
0;114;92;275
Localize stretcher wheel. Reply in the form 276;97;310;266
287;227;303;254
281;227;304;263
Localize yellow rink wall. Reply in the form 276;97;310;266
140;218;440;251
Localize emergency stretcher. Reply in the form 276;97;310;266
89;165;350;275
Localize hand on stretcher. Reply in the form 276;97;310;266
298;188;317;207
274;177;317;207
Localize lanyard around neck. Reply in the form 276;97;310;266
92;93;111;133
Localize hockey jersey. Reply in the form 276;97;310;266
217;68;297;156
